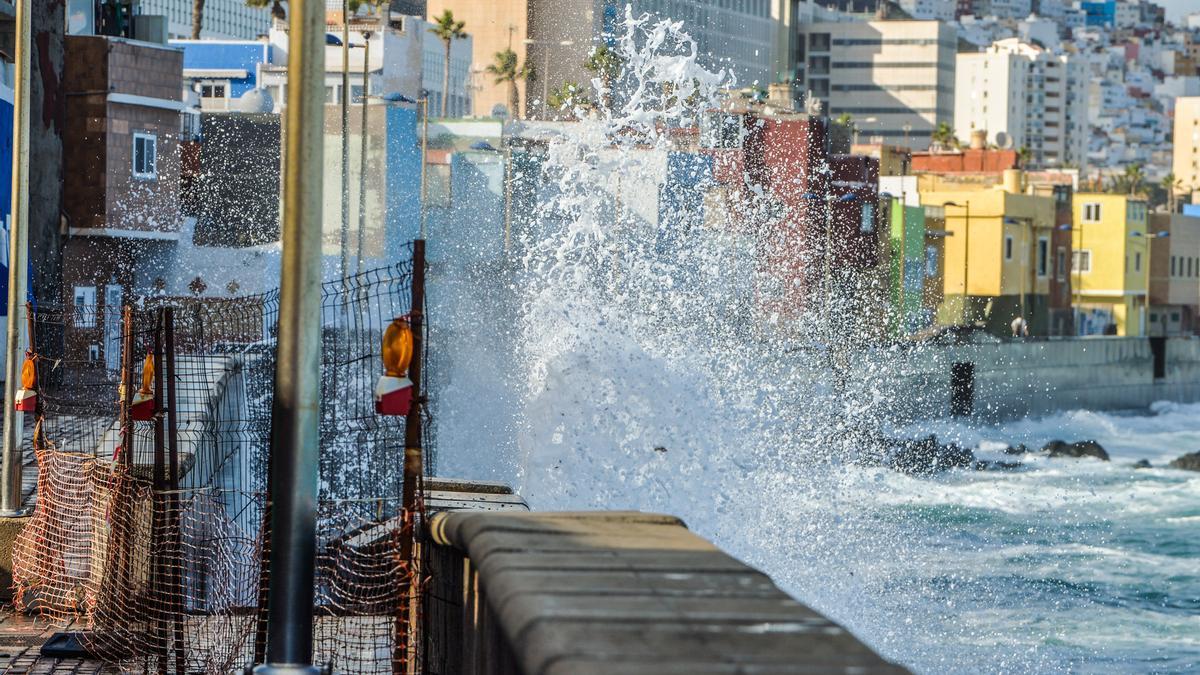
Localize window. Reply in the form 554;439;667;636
860;203;874;233
351;83;367;102
132;133;157;180
1056;247;1066;281
1005;235;1014;261
1172;256;1177;276
1082;202;1102;222
73;285;96;328
925;245;938;277
1073;249;1091;273
1172;312;1181;322
1135;252;1141;272
199;83;226;99
1037;237;1049;277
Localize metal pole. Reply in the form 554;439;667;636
542;45;550;120
962;203;970;326
356;32;371;275
255;0;324;667
340;0;351;282
419;99;428;239
1076;221;1083;335
396;239;426;671
897;196;905;334
1;0;31;517
503;146;513;254
824;194;832;333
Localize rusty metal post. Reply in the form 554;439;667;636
395;239;426;672
152;308;167;675
120;306;134;469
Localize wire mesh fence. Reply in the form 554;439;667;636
11;246;426;674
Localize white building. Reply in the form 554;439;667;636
795;20;957;149
135;0;271;39
955;38;1088;171
630;0;775;86
261;13;473;118
896;0;956;23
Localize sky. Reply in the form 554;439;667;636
1160;0;1191;23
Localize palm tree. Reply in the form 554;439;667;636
930;121;957;150
1124;162;1145;196
583;45;623;111
1016;146;1032;169
192;0;206;38
245;0;286;21
429;10;468;118
487;48;534;120
1161;172;1183;213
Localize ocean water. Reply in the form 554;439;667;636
785;403;1200;674
428;9;1200;673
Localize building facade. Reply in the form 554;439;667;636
1071;193;1150;336
955;39;1088;173
1172;96;1200;198
795;20;957;150
62;35;186;367
1147;213;1200;336
134;0;271;39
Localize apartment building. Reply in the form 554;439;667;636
1172;97;1200;198
131;0;271;39
795;20;956;150
631;0;775;86
1147;213;1200;336
1071;194;1150;336
955;39;1088;173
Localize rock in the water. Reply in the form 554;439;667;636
1167;452;1200;472
1004;444;1029;455
1132;459;1152;469
1042;439;1109;461
886;435;975;475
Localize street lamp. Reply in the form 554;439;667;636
1003;215;1037;327
942;201;971;326
1130;229;1169;335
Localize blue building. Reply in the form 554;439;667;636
171;39;272;108
1081;0;1116;27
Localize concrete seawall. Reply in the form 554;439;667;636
856;336;1200;423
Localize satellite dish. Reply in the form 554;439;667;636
995;131;1013;149
234;88;274;114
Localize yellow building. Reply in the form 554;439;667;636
918;170;1057;335
1071;193;1150;336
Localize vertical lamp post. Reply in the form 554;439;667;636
356;30;373;275
1;0;31;517
340;1;351;282
255;0;324;669
522;38;575;119
1004;215;1035;328
942;201;970;326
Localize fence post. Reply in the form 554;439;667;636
152;308;167;674
396;239;426;672
120;306;134;469
164;307;184;675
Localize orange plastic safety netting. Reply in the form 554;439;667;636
11;255;426;674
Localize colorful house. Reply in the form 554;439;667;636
919;170;1058;335
1071;193;1150;336
886;198;927;335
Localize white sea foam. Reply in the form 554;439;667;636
430;8;1200;674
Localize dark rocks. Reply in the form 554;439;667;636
1004;444;1030;455
1167;452;1200;472
1132;459;1152;469
881;435;976;475
1041;439;1109;461
975;460;1024;471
